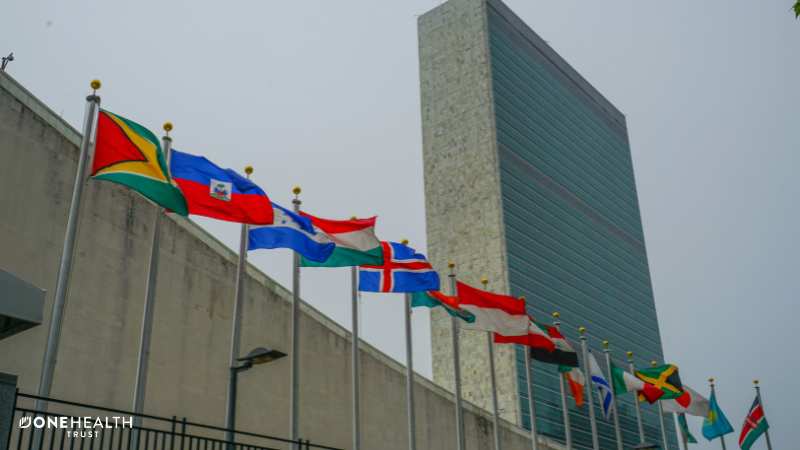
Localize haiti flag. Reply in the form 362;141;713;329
170;150;273;225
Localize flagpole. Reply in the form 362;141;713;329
448;263;466;450
132;122;175;428
289;187;301;450
224;166;253;444
404;291;416;450
579;329;599;450
678;414;689;450
35;81;101;414
522;297;539;450
33;81;101;450
402;241;417;450
627;351;646;444
603;342;623;450
553;314;573;450
753;380;772;450
709;378;726;450
482;279;502;450
351;216;362;450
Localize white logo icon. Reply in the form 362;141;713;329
19;417;31;428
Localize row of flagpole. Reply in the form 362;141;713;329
33;83;775;450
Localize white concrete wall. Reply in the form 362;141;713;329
417;0;521;428
0;70;562;450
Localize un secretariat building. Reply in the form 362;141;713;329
418;0;679;449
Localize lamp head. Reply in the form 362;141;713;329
238;347;287;365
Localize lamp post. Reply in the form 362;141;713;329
226;347;287;445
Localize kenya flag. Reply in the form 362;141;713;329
739;396;770;450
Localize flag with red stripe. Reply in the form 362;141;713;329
739;396;769;450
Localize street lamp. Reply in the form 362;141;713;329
225;347;287;444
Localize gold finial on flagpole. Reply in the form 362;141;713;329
553;312;559;319
293;187;301;194
709;378;714;382
627;351;633;357
603;341;609;347
401;239;408;245
163;122;173;132
482;278;488;285
652;361;657;367
91;79;101;90
350;216;357;220
244;166;253;174
519;296;525;301
579;327;585;333
754;379;759;385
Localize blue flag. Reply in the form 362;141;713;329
358;242;440;293
248;203;335;263
702;392;734;440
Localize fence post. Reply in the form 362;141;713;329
169;417;176;450
179;419;186;450
1;376;19;450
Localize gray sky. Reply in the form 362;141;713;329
3;0;798;448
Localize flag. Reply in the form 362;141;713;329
90;109;188;215
530;324;579;367
739;396;769;450
299;214;383;267
701;392;734;441
454;282;528;336
678;413;698;444
587;350;613;420
635;364;684;400
248;203;335;262
662;385;710;418
610;362;664;404
558;365;585;407
410;291;475;322
170;150;273;225
494;319;556;353
359;242;439;293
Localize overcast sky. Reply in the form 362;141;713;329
3;0;798;448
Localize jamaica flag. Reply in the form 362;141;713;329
91;110;188;215
635;364;684;400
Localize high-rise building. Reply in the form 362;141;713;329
418;0;678;449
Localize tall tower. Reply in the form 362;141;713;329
417;0;678;449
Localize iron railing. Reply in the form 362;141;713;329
7;392;341;450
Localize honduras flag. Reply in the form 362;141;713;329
358;242;440;293
248;203;335;263
588;350;613;420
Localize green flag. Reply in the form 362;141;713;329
678;413;698;444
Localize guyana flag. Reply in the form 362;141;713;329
91;110;188;215
634;364;684;400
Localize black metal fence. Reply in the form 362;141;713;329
7;393;341;450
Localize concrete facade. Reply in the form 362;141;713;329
417;0;521;426
0;70;565;450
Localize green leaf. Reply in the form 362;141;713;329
795;1;800;19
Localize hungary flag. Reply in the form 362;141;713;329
91;110;188;215
739;396;769;450
299;213;383;267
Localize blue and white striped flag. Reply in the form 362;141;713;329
588;350;613;420
248;203;335;263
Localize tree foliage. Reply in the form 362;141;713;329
795;1;800;18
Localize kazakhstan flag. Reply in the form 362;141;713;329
702;392;734;440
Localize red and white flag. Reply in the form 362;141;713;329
455;282;529;336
